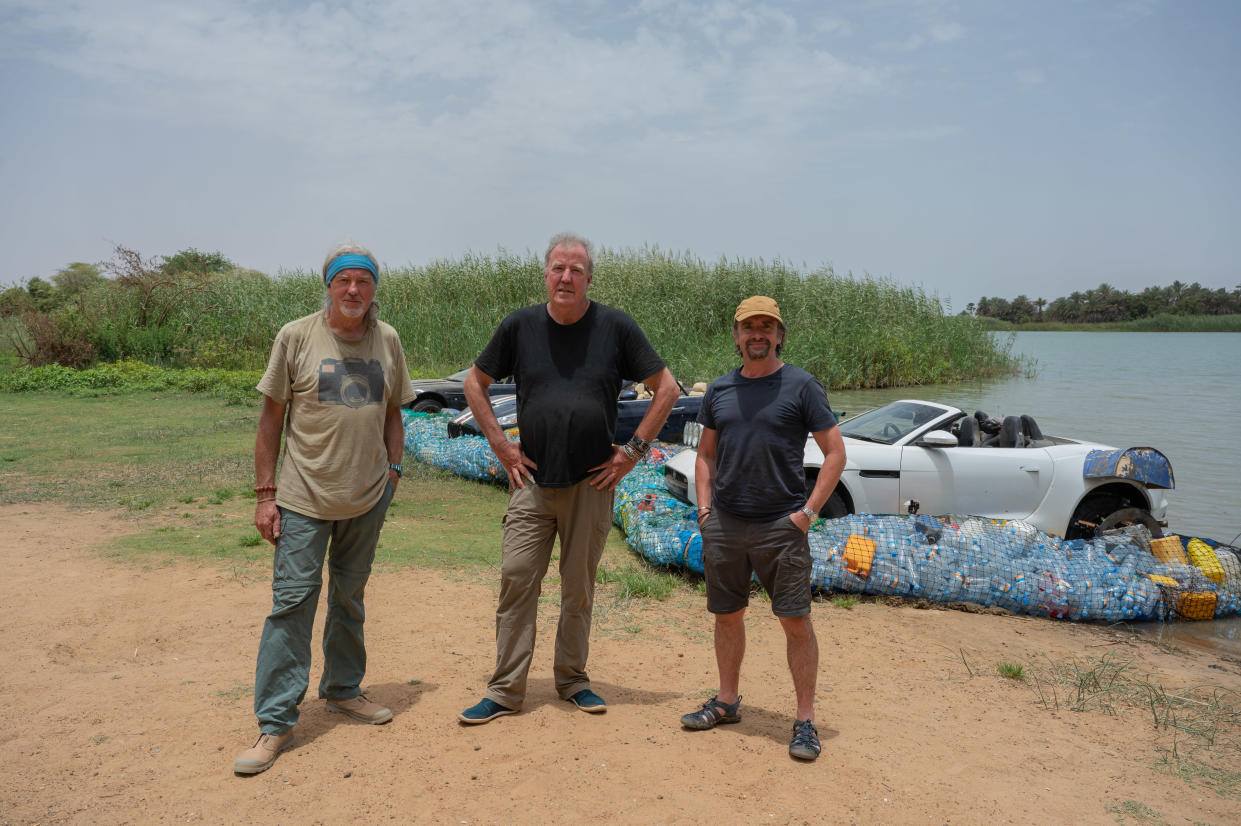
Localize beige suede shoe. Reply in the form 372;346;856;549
325;693;393;724
233;731;294;775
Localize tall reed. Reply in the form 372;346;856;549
14;248;1015;388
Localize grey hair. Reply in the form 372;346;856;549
544;232;594;275
321;240;380;328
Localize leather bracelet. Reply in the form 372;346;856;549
254;485;277;494
625;436;651;455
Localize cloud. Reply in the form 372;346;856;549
0;0;891;170
928;22;965;42
1016;68;1045;87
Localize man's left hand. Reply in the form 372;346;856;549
789;510;812;534
589;446;638;491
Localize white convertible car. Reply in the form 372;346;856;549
662;400;1175;541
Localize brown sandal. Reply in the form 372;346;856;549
680;695;742;730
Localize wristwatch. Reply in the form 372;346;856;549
389;463;403;478
800;505;816;520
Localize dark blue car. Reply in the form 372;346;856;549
446;387;703;445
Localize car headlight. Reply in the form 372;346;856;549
497;413;518;427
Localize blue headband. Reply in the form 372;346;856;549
324;253;378;286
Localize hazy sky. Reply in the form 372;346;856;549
2;0;1237;309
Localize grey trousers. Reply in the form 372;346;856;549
485;479;614;709
252;482;393;734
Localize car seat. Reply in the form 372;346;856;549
955;416;978;447
997;415;1025;448
1020;414;1051;447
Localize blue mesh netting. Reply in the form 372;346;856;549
405;411;1240;622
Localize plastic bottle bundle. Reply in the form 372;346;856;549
401;411;507;481
631;515;687;568
402;423;1239;622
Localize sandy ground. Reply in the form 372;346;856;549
2;504;1239;826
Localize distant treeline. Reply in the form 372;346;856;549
969;281;1241;324
2;245;1014;389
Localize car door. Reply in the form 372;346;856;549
898;444;1054;521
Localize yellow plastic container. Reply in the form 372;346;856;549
1149;535;1188;565
1176;592;1217;621
843;534;875;579
1186;538;1225;584
1147;574;1178;588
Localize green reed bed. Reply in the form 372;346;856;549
5;248;1014;388
980;313;1241;333
360;247;1011;388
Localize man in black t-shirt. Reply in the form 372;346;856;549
457;233;679;724
678;295;846;762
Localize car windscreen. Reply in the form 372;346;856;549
838;401;945;445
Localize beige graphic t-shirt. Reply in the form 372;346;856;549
257;312;416;520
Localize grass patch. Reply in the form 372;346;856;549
996;662;1026;680
1155;754;1241;799
215;680;252;705
1019;652;1241;799
828;594;861;610
1106;800;1169;825
0;392;255;509
597;560;681;601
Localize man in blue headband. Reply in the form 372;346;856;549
235;242;415;775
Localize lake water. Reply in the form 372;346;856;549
825;331;1241;655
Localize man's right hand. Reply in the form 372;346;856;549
494;439;537;489
255;500;281;545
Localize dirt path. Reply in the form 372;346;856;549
2;504;1238;825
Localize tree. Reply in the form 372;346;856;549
25;277;57;312
160;248;233;276
51;262;105;300
1009;295;1035;324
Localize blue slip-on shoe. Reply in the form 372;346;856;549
567;688;607;713
458;697;516;725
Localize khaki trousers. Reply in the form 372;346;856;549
485;479;614;709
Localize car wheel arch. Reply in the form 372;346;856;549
805;469;854;518
411;396;445;413
1064;482;1154;540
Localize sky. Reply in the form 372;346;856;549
1;0;1238;310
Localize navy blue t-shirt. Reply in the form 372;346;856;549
698;364;836;521
475;301;665;487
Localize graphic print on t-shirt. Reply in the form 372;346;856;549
317;357;385;408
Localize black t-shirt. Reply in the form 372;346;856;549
475;301;665;487
698;364;836;521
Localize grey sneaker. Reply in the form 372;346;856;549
788;718;821;761
234;731;294;775
326;693;393;724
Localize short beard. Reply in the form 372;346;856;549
322;295;379;328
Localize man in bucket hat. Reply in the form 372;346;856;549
679;295;846;761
